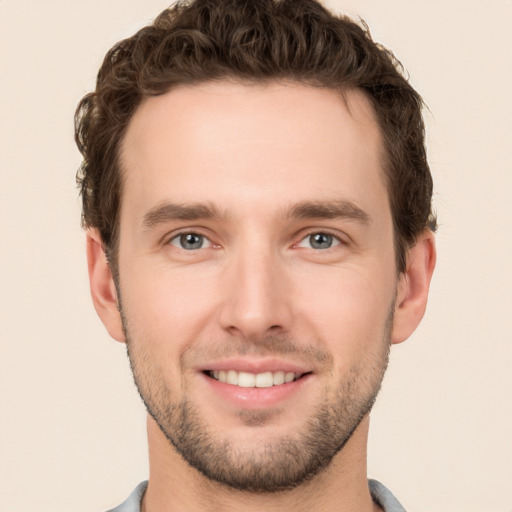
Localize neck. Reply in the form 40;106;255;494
142;415;381;512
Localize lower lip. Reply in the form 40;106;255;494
200;372;312;409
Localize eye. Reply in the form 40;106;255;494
168;232;212;250
297;232;341;250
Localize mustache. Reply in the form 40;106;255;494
181;334;333;369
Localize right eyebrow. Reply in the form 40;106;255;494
287;199;371;225
142;202;226;229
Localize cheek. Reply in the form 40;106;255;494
120;263;221;347
120;269;221;398
293;266;395;359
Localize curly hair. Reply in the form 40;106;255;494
75;0;436;274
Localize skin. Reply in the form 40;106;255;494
87;81;436;512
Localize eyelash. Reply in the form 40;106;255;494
295;230;345;250
167;231;213;250
165;229;346;252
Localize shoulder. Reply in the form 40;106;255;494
368;479;407;512
105;481;148;512
105;479;404;511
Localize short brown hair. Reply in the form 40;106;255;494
75;0;436;274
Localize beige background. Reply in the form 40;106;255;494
1;0;511;510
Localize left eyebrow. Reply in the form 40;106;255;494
142;201;226;229
286;200;371;224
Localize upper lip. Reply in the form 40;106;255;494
197;357;312;374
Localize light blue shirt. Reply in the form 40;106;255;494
107;479;406;511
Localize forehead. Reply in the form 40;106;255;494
119;81;388;225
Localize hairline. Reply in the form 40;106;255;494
105;78;406;278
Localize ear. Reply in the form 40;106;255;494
391;230;436;344
86;229;125;343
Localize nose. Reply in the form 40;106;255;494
219;246;292;340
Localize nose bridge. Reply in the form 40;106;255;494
220;237;291;338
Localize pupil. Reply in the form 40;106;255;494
311;233;332;249
181;233;203;249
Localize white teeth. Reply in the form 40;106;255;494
237;371;255;387
255;372;273;388
226;370;238;385
285;371;295;383
211;370;301;387
273;371;285;385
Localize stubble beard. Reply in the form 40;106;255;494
122;311;392;493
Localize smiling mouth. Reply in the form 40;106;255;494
205;370;309;388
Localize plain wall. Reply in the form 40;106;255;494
1;0;511;510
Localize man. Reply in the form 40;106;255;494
75;0;436;510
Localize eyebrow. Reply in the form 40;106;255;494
142;198;371;230
142;202;226;228
287;200;371;224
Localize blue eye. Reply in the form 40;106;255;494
298;232;341;250
169;233;210;250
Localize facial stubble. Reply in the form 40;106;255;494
121;307;392;493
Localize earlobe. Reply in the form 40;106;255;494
86;229;125;343
391;230;436;344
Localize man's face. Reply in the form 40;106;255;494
116;81;398;491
